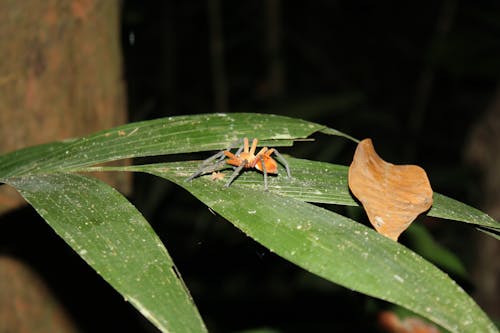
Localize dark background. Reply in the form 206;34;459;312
3;1;500;332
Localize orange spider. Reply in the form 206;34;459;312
187;137;291;190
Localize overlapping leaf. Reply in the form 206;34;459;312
0;113;327;178
6;173;207;333
125;157;497;231
1;113;498;333
134;162;496;333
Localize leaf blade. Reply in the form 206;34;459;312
145;165;497;333
123;157;499;231
7;173;207;333
0;113;330;178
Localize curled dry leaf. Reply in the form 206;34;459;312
348;139;433;241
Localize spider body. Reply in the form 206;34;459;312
187;137;290;190
224;138;278;174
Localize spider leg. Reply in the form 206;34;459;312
255;147;268;156
249;138;258;155
186;159;227;181
225;137;244;151
223;138;246;156
260;155;268;191
272;149;291;177
203;150;226;164
224;160;248;187
186;151;226;181
234;143;245;155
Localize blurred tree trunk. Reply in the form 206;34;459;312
0;256;79;333
0;1;129;331
465;85;500;319
0;0;130;214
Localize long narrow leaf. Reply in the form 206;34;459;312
113;158;499;231
0;113;331;178
6;173;207;333
1;112;497;332
141;164;497;333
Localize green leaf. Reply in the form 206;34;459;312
406;224;468;279
6;173;207;333
430;194;500;231
236;156;499;230
2;113;497;332
139;163;497;333
477;227;500;240
0;113;333;179
0;113;353;332
117;157;499;231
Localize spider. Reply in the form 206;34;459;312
187;137;291;190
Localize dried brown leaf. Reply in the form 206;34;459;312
348;139;433;241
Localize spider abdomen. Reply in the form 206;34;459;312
254;155;278;174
